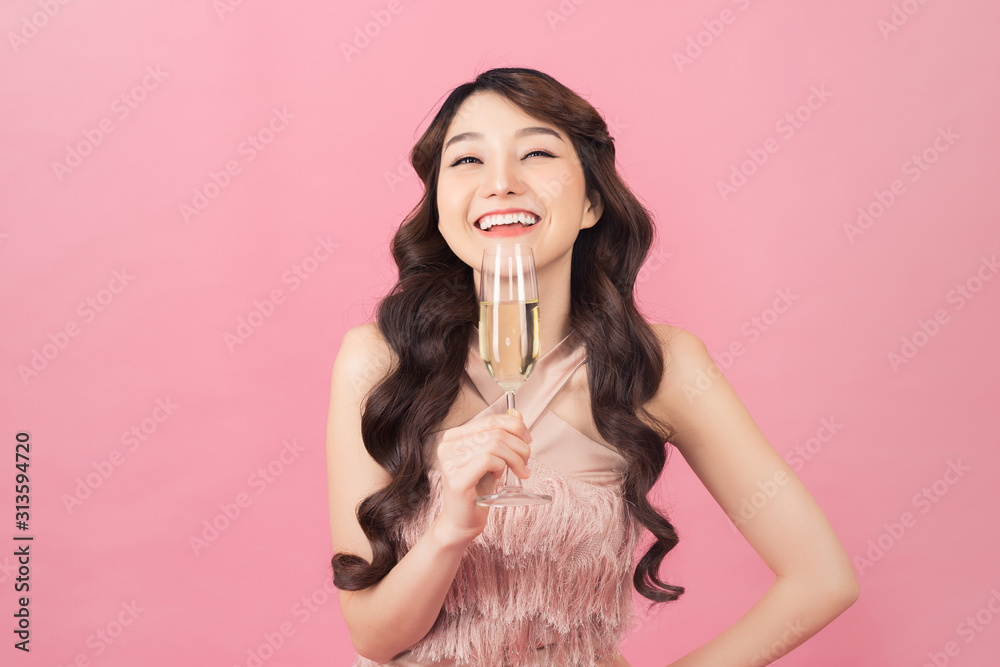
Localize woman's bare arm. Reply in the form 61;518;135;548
648;326;859;666
327;324;469;662
327;323;532;663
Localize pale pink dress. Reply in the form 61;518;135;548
353;329;641;667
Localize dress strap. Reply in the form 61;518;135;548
465;327;586;430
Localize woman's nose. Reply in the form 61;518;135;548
480;155;525;198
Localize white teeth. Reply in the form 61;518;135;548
478;212;540;230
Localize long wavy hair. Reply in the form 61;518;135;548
332;67;684;605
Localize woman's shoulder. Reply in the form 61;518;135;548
648;323;710;367
341;321;390;354
645;323;715;423
334;322;398;396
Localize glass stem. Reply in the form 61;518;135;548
505;391;521;489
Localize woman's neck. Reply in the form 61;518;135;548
535;271;572;358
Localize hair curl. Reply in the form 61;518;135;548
332;67;684;605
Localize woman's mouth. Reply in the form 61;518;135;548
474;211;541;236
477;222;537;237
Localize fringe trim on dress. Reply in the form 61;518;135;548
353;458;641;667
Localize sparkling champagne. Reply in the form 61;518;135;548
478;299;540;392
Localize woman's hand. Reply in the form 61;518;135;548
431;410;533;548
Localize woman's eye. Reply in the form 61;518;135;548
448;150;555;167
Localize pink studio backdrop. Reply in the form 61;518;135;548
1;1;998;665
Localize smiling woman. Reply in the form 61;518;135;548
326;67;858;667
437;90;602;298
435;90;602;317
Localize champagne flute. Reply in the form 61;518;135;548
476;244;552;506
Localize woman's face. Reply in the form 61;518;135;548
436;91;602;276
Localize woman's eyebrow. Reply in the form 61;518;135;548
443;127;565;151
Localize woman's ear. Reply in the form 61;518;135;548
581;189;603;229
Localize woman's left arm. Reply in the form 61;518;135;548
649;326;859;666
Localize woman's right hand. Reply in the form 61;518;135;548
432;410;533;548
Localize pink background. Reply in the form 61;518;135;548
2;1;998;665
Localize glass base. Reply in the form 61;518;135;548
476;487;553;507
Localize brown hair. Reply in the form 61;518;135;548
332;67;684;605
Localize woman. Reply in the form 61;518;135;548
327;67;858;666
